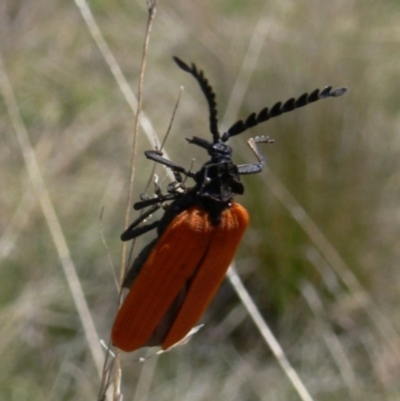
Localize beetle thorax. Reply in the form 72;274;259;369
194;159;244;204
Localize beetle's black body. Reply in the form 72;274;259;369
121;57;347;287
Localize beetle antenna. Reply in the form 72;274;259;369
173;57;220;143
221;86;348;142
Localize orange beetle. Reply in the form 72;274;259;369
112;57;347;352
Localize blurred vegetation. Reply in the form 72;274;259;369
1;0;400;400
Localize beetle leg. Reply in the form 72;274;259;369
145;150;196;179
237;135;274;175
120;203;162;241
121;220;160;242
134;192;181;211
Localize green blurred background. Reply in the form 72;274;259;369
1;0;400;400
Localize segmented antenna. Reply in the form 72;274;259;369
173;57;220;143
221;86;348;142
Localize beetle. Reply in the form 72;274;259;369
111;57;347;352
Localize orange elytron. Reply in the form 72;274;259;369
112;57;347;352
112;204;248;351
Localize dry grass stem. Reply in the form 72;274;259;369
0;51;104;376
227;266;316;401
123;0;158;282
74;0;161;150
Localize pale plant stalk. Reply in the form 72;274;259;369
227;266;316;401
74;0;160;150
121;0;158;296
0;111;115;259
114;2;158;401
0;52;104;376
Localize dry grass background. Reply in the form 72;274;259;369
1;0;400;400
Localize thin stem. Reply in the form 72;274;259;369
0;51;104;376
227;266;315;401
116;2;158;401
